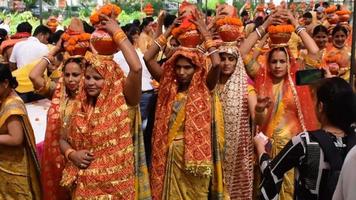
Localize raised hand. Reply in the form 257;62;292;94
99;14;120;36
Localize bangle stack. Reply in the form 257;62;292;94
154;34;167;49
256;26;266;39
64;148;76;160
295;25;306;35
204;39;216;50
113;29;127;44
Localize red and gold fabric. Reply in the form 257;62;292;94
151;47;213;199
61;54;151;199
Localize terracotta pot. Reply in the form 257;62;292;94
177;30;202;48
90;29;117;55
269;32;291;45
339;14;350;22
71;45;88;56
218;24;241;42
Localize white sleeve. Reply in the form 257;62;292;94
333;148;356;200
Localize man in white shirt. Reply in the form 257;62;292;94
114;49;155;125
9;25;51;71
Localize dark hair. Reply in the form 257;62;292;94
17;22;32;34
332;25;348;37
0;63;18;88
82;20;95;34
140;17;154;31
317;77;356;134
0;28;7;45
314;3;320;11
48;30;64;44
254;16;264;29
132;19;140;28
164;14;177;29
268;47;287;63
63;57;85;72
33;25;52;37
313;25;328;36
303;12;313;19
322;2;329;8
241;10;248;17
127;26;140;44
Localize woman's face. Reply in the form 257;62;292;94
313;32;328;49
174;57;196;86
132;33;139;46
84;67;105;98
333;30;347;48
63;62;82;93
269;50;288;80
219;52;237;76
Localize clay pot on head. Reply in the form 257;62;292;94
218;24;241;42
90;29;118;55
177;30;202;48
269;32;292;45
339;14;350;22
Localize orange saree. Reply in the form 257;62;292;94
61;54;151;199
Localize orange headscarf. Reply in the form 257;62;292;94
61;54;136;199
255;47;318;135
150;48;212;199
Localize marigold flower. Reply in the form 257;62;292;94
325;5;337;14
62;33;70;41
90;13;100;25
216;17;243;26
267;25;295;33
336;10;351;16
66;45;76;52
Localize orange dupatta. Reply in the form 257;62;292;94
40;78;71;200
61;55;136;199
150;48;212;199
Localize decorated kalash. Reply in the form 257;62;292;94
51;3;152;200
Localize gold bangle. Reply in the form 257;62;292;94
64;148;76;160
113;30;127;44
204;39;216;50
156;34;167;47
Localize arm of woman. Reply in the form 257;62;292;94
0;115;24;146
190;12;220;90
287;11;319;55
254;134;306;199
101;15;142;106
29;42;61;99
143;17;181;81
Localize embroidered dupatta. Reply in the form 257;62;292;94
151;48;213;199
61;54;151;200
218;44;254;199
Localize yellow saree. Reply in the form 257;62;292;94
0;92;41;199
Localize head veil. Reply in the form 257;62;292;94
255;46;318;136
61;54;136;198
218;42;254;198
150;47;212;199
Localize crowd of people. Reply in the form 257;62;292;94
0;1;356;200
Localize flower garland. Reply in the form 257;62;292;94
216;16;243;27
62;32;91;52
324;53;341;63
336;10;351;16
172;16;197;38
267;25;295;33
324;5;337;14
90;3;122;25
